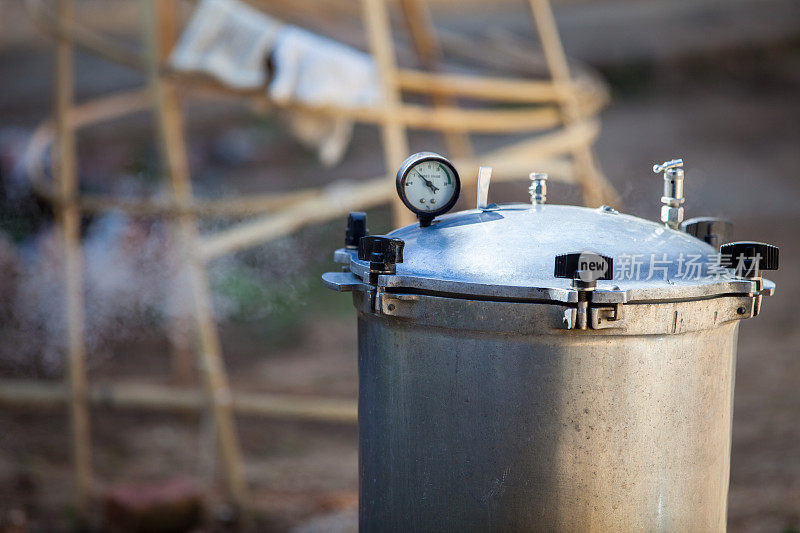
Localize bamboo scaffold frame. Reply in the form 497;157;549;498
13;0;620;515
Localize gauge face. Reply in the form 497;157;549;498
396;153;461;220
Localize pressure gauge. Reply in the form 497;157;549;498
396;152;461;226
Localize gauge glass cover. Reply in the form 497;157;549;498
397;155;460;218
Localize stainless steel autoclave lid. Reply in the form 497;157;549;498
326;155;777;308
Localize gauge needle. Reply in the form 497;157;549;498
415;171;439;193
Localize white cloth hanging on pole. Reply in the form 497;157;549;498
169;0;283;89
268;26;381;109
169;0;382;166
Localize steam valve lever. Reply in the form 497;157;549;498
653;158;685;230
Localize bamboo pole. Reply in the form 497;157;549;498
157;0;179;64
528;0;619;208
26;0;144;69
348;102;565;132
163;94;583;132
52;0;93;515
77;190;321;217
141;0;248;508
360;0;414;227
156;0;196;389
396;70;583;103
398;0;472;159
0;380;358;425
200;178;392;260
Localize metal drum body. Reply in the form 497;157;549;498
356;293;742;532
323;204;775;532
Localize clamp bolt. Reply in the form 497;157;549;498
554;252;614;330
720;241;779;317
358;235;405;282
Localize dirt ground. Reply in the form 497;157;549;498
1;1;799;531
